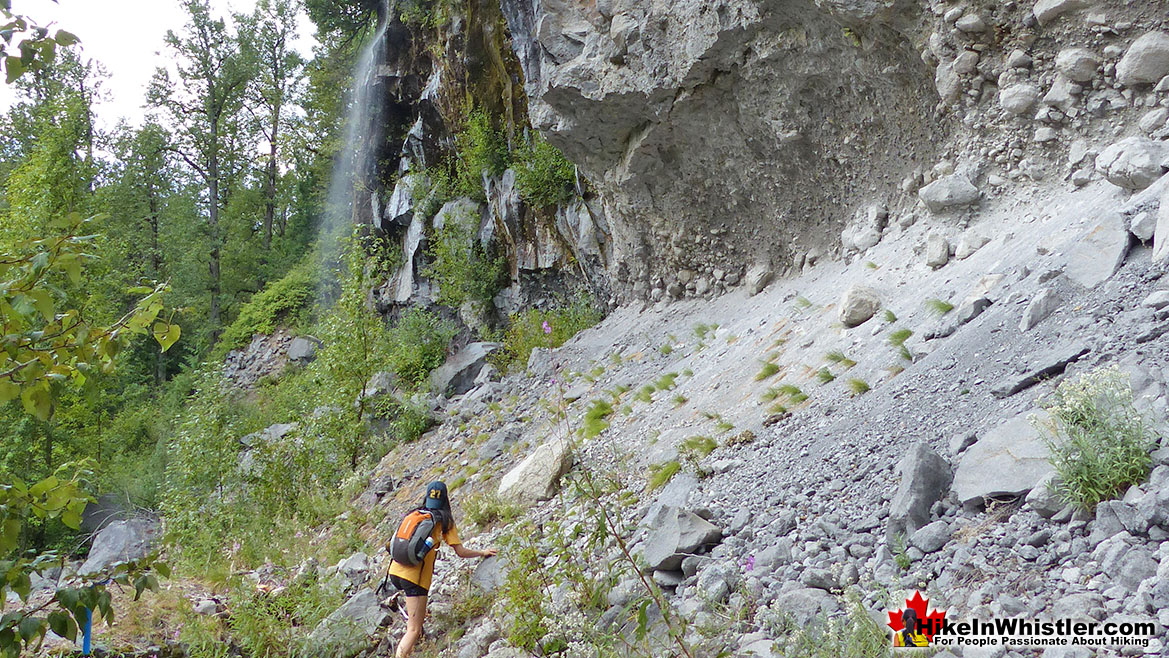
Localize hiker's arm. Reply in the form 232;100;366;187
451;544;498;559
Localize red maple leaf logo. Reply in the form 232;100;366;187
887;591;947;641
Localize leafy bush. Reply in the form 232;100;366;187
454;109;508;201
493;296;604;373
424;206;506;307
385;307;458;390
1039;366;1155;511
513;134;576;208
647;460;680;491
579;398;614;438
410;165;455;222
216;258;317;356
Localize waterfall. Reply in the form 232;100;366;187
320;0;392;277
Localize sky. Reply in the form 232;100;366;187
0;0;320;130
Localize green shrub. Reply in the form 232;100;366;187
493;296;604;373
647;460;681;491
755;362;780;381
385;307;457;390
424;206;506;307
847;378;870;395
764;593;887;658
888;328;912;347
513;133;576;208
816;368;835;384
1039;366;1155;511
580;398;614;438
925;298;954;315
454;109;508;201
215;258;317;356
410;165;455;221
463;492;523;530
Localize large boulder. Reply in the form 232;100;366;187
287;337;319;363
887;443;953;543
80;518;160;576
1096;137;1168;190
641;505;722;572
307;589;390;658
497;438;573;504
1054;47;1099;82
1155;187;1169;263
1063;211;1131;289
429;342;501;398
952;412;1055;508
1033;0;1090;25
918;175;979;212
770;588;841;626
999;84;1040;115
838;286;881;328
1116;32;1169;87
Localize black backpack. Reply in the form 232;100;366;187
387;509;437;566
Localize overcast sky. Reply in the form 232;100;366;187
0;0;319;130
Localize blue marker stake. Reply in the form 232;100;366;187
82;607;92;655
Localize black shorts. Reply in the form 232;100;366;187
390;574;428;597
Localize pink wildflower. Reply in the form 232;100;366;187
542;320;552;335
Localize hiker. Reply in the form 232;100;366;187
893;607;929;647
388;481;497;658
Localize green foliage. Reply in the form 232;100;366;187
215;257;317;356
513;133;576;208
397;0;456;29
765;593;888;657
693;323;716;340
0;464;166;657
883;309;898;323
499;523;551;651
824;350;857;368
634;385;655;404
1039;366;1155;511
755;362;780;381
847;378;870;395
925;298;954;315
463;492;523;530
580;399;614;438
671;393;688;407
454;109;508;201
0;213;177;421
887;328;912;347
816;368;836;384
493;296;604;373
794;296;813;311
385;307;457;390
647;460;681;491
425;205;505;308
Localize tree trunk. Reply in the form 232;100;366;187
264;109;279;250
208;148;222;341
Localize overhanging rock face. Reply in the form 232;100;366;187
501;0;942;298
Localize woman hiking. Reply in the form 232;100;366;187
388;481;497;658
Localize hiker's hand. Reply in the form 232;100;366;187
481;548;498;558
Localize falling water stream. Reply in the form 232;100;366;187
320;0;392;289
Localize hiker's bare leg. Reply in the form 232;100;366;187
396;595;427;658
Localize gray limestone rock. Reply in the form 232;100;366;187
919;175;980;213
641;506;722;572
497;438;573;504
991;342;1090;398
926;233;950;269
307;589;390;658
909;520;952;553
1033;0;1090;25
953;412;1055;508
770;588;840;626
1054;48;1100;82
1026;474;1066;518
1000;84;1041;115
1130;211;1156;242
1063;211;1130;289
838;286;881;328
887;443;952;543
1117;32;1169;87
1096;137;1167;190
1155;187;1169;263
429;342;501;397
1020;288;1061;331
80;518;160;576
